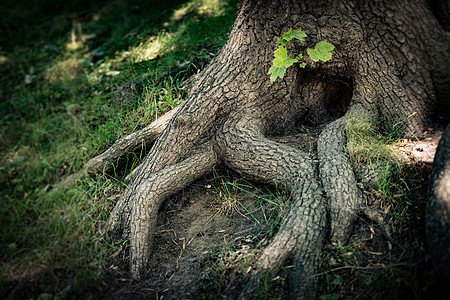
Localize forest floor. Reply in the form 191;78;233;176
1;0;449;299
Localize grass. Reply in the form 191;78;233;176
345;111;410;203
199;229;290;299
345;111;405;165
0;0;237;298
211;168;291;241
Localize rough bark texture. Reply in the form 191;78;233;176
318;116;363;243
99;0;449;298
426;125;450;265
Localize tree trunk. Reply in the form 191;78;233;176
104;0;449;298
426;125;450;266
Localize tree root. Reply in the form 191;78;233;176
58;106;178;188
108;141;218;278
214;117;326;299
318;116;364;243
318;116;395;245
103;112;399;297
234;115;397;298
129;144;218;277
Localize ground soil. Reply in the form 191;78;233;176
399;123;447;165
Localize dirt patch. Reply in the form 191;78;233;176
103;175;276;299
397;123;446;165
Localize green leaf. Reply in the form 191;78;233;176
273;45;298;67
299;62;306;68
276;28;307;45
307;40;334;62
268;65;287;83
268;45;298;82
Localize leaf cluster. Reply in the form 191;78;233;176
268;28;334;82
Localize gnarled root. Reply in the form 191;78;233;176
103;105;399;297
214;117;326;299
58;106;178;188
102;106;400;298
108;141;218;278
318;115;394;244
318;116;364;243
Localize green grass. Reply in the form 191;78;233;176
345;111;409;203
0;0;237;298
345;112;405;165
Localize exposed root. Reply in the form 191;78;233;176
104;110;393;297
318;116;364;243
108;142;218;278
58;107;178;188
213;117;326;299
101;108;418;297
98;106;405;298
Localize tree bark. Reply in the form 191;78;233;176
426;125;450;266
102;0;449;298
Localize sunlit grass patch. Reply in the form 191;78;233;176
345;112;403;164
45;58;85;83
132;34;165;63
0;55;8;64
345;111;409;205
129;0;236;74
